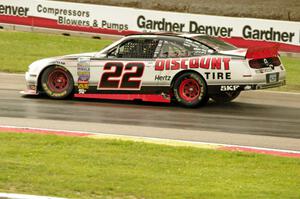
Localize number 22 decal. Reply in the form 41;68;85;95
98;62;145;90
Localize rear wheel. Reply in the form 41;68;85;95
41;66;74;99
173;72;208;108
210;91;241;103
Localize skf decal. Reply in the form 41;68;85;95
155;57;231;71
220;85;240;91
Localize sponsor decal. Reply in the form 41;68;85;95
255;68;273;74
155;75;171;81
204;72;231;80
263;58;275;69
155;57;231;71
78;80;89;94
53;60;65;65
77;58;90;94
220;85;240;91
263;58;269;66
78;81;89;90
77;58;90;81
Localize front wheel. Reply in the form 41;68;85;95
210;91;241;103
173;72;208;108
41;66;74;99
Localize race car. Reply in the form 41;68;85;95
23;33;286;107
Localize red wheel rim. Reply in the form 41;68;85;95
47;69;69;92
179;78;201;102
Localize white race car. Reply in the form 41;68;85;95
23;33;286;107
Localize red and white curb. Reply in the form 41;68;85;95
0;192;67;199
1;125;300;159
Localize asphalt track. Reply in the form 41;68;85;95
0;72;300;151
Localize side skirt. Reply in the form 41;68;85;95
74;86;171;103
74;93;170;103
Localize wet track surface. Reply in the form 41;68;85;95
0;73;300;151
0;88;300;139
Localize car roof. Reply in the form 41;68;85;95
125;32;205;39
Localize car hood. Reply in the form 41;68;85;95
28;52;98;74
60;52;98;59
44;52;98;61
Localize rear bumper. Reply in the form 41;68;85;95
248;65;286;90
208;64;286;94
253;79;286;90
207;80;286;94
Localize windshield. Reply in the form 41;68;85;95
192;35;237;51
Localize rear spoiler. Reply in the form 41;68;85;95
245;44;280;59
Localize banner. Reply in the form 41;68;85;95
0;0;300;52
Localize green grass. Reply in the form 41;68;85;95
0;30;112;73
0;133;300;199
271;56;300;92
0;30;299;92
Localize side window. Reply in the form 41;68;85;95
158;38;212;58
159;40;188;58
183;39;211;56
116;39;159;59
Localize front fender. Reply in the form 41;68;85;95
26;58;69;93
28;58;65;75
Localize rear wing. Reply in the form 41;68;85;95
245;44;280;59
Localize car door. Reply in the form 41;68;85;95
87;37;162;95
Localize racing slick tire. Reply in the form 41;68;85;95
210;91;241;103
173;72;208;108
41;66;74;99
